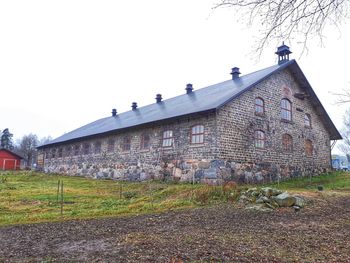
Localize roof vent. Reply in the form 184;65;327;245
155;94;162;103
131;102;138;110
112;108;117;117
231;67;241;79
185;83;193;94
275;42;292;65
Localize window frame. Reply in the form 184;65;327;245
58;148;63;158
281;98;292;121
305;139;313;157
65;146;72;157
74;145;80;156
121;136;131;151
107;139;115;153
162;130;174;148
282;133;293;152
94;141;102;154
254;97;265;116
83;143;91;155
254;130;266;149
304;113;311;128
140;134;151;150
190;125;205;144
51;148;56;159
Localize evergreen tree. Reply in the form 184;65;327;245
1;128;14;150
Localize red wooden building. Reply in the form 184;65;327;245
0;149;23;170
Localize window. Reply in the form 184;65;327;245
74;145;80;156
140;134;150;150
254;97;265;115
107;139;115;152
281;99;292;121
282;134;293;152
44;151;49;159
304;114;311;127
191;125;204;144
162;130;174;147
83;143;91;155
94;141;102;154
121;136;131;151
254;130;265;148
65;146;71;157
51;148;56;158
305;140;313;157
58;148;63;158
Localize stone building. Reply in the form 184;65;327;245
37;45;342;183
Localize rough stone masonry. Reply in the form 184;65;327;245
39;66;333;184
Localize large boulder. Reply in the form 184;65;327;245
273;192;296;207
294;196;306;208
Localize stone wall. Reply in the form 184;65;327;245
41;112;223;182
40;68;332;184
216;68;331;182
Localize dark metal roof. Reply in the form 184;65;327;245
38;60;341;148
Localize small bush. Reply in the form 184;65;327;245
123;191;138;199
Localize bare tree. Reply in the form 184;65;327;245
333;86;350;104
214;0;350;55
16;134;39;168
338;109;350;154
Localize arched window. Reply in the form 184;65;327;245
281;99;292;121
74;145;80;156
94;141;102;154
107;139;115;152
282;134;293;152
140;134;150;150
122;136;131;151
162;130;174;147
254;130;265;148
191;125;204;144
83;143;91;155
254;97;265;115
51;148;56;158
65;146;72;157
305;140;313;157
58;148;63;158
304;114;311;127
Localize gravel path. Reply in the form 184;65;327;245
0;195;349;262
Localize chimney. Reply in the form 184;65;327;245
275;42;292;65
231;67;241;79
185;83;193;94
111;108;117;117
155;94;162;103
131;102;137;110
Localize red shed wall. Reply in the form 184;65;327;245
0;150;21;170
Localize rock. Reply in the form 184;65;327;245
203;168;218;179
198;161;210;169
254;172;264;183
174;168;182;178
271;188;283;196
273;192;296;207
256;196;270;204
210;160;225;168
293;205;301;212
245;204;273;212
294;196;306;208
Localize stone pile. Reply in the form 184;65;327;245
239;187;306;212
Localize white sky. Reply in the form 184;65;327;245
0;1;349;153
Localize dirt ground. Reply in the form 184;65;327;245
0;193;349;263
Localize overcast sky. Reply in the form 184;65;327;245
0;1;349;153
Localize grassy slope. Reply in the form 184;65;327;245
0;171;349;226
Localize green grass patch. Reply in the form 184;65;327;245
0;170;349;226
266;171;350;191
